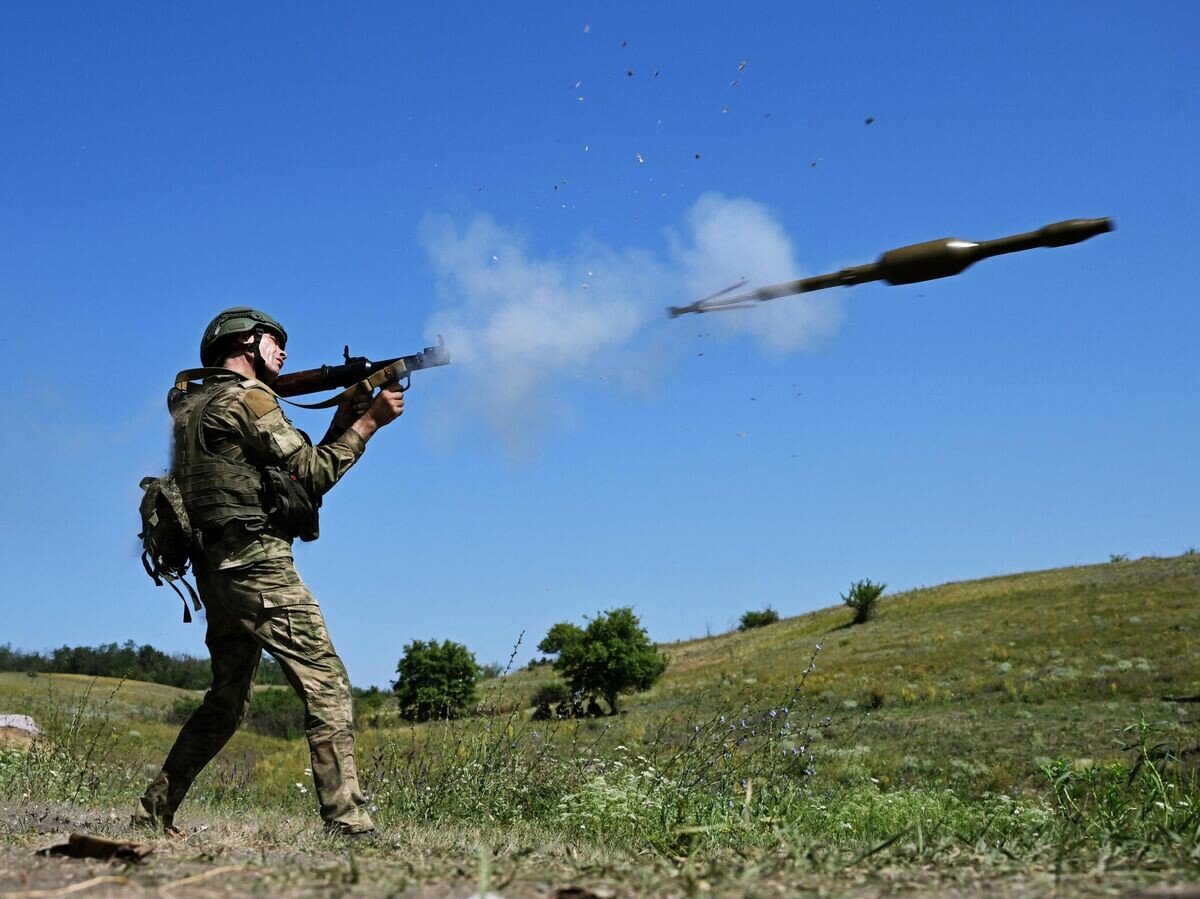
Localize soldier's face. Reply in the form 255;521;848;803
259;332;287;380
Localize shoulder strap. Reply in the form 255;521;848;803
174;363;406;411
174;368;351;410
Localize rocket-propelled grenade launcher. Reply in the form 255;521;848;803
667;217;1114;317
271;337;451;404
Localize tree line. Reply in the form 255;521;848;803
0;640;287;689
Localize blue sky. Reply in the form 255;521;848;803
1;2;1196;688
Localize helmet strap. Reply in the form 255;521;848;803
249;328;269;380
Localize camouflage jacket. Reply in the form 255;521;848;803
169;373;365;570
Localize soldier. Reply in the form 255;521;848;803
133;308;404;839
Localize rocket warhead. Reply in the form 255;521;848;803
668;217;1115;317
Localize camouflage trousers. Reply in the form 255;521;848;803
134;558;373;833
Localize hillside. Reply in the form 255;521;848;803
502;553;1199;788
2;554;1196;794
1;555;1196;898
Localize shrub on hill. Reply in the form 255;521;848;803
530;681;572;707
169;688;305;739
392;639;480;721
738;607;780;630
842;578;887;625
537;607;667;715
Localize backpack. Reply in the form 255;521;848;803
138;474;202;623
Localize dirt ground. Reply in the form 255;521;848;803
1;804;1198;899
0;731;36;753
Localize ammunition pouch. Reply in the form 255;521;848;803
263;467;321;542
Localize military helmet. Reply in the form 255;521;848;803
199;307;288;366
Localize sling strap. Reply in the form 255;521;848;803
174;363;408;410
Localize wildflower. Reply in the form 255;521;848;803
295;783;308;795
768;709;777;718
718;716;726;724
694;725;701;733
842;822;852;829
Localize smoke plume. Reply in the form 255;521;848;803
422;193;842;452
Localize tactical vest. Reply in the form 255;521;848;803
170;382;271;535
170;379;321;543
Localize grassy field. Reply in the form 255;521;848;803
1;554;1197;897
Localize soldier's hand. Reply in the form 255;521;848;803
366;383;405;428
331;384;373;431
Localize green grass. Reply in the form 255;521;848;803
2;553;1198;896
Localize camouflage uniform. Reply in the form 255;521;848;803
135;374;374;834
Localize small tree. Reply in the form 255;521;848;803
538;607;667;715
738;606;780;631
842;579;887;625
392;639;479;721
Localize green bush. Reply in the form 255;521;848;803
169;696;202;724
247;687;305;739
738;607;780;630
537;607;666;714
842;579;887;625
392;639;480;721
530;681;572;708
170;689;305;739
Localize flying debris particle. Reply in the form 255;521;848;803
583;24;590;33
738;60;747;70
577;96;585;102
581;283;589;289
636;153;645;164
697;352;704;356
574;80;582;88
865;116;875;125
627;69;634;77
721;106;729;114
491;255;499;262
763;112;771;118
654;70;660;77
730;79;739;88
621;40;627;47
584;144;589;152
694;153;701;159
735;432;747;438
587;271;594;276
